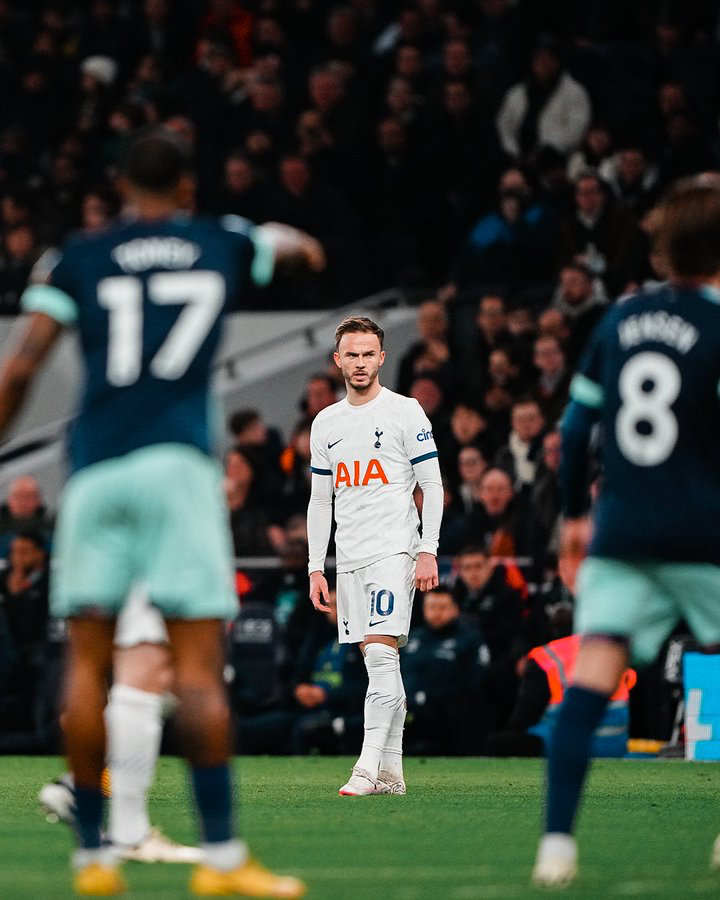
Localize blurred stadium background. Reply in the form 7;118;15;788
2;1;720;895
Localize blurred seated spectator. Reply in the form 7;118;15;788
451;544;529;727
495;398;546;492
449;167;558;292
211;152;271;221
403;586;490;754
487;612;636;757
280;421;313;520
437;481;469;557
298;373;338;426
238;591;366;755
529;334;571;427
0;533;50;744
0;476;54;557
224;449;278;556
458;292;513;388
496;40;591;163
530;430;563;548
437;401;489;481
228;407;284;499
0;224;41;315
81;185;120;232
599;144;661;218
396;299;456;398
550;262;608;365
409;374;450;434
463;467;546;558
455;445;489;515
566;122;613;183
559;169;648;295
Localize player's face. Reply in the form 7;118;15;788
334;333;385;393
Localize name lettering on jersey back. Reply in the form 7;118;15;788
112;238;201;273
335;459;389;488
618;312;699;355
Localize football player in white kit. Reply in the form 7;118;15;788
39;589;201;862
307;316;443;796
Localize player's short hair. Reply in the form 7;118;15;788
121;127;193;193
654;175;720;278
334;316;384;350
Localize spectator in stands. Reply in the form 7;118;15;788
463;467;544;558
530;430;563;547
566;122;613;183
530;334;570;426
495;398;546;491
550;262;607;365
496;40;591;163
224;448;277;556
0;532;50;742
299;373;337;425
396;299;455;398
455;445;489;516
599;144;661;218
409;374;449;434
239;591;366;755
437;401;489;480
211;152;270;221
403;586;490;754
0;477;53;556
81;186;120;231
451;544;528;727
0;224;41;315
449;167;558;292
228;408;284;500
280;421;313;520
559;170;648;294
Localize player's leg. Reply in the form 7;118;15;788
533;635;628;887
64;616;127;895
166;619;305;898
339;556;411;796
533;557;676;888
377;554;415;795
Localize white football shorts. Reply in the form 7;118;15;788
114;584;169;649
335;552;416;646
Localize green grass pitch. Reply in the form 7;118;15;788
1;756;719;899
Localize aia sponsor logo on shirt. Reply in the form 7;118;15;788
335;458;388;487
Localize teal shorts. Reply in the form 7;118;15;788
576;556;720;666
52;443;237;621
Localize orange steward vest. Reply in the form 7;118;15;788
527;634;636;706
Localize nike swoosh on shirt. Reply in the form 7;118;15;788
368;620;385;627
327;439;343;449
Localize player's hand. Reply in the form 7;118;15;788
558;516;592;594
415;552;439;592
301;234;326;272
309;570;332;612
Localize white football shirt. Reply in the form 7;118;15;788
308;387;441;573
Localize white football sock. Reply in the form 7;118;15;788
203;838;249;871
380;693;406;780
105;684;164;847
355;643;404;780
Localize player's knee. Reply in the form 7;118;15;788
114;643;173;693
364;641;399;675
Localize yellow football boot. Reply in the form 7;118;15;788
190;857;306;898
73;862;127;895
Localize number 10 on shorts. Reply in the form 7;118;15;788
371;589;395;617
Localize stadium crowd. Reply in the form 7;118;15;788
1;0;713;752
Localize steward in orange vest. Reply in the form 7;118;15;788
527;634;637;757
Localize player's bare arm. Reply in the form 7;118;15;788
256;222;326;273
557;516;592;593
0;312;63;439
309;570;331;612
414;551;439;592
